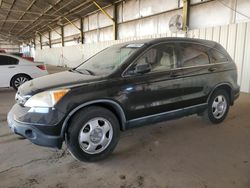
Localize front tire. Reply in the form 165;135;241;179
66;106;120;162
203;89;230;124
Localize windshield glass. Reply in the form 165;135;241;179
75;43;144;76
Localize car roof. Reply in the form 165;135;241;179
116;37;228;57
118;37;217;46
148;37;216;46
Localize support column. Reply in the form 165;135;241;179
39;34;42;50
113;3;118;40
48;31;52;48
61;26;64;47
93;1;117;40
182;0;190;32
80;17;84;44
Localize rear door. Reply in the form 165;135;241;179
122;42;185;121
177;42;216;107
0;55;19;87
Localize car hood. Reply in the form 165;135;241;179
18;70;104;95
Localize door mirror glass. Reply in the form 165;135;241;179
134;58;151;74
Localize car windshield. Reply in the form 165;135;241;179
75;43;144;76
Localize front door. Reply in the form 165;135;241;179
122;43;184;122
0;55;19;87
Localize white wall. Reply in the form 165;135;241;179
189;22;250;93
35;0;250;47
35;21;250;93
189;0;250;28
35;0;250;93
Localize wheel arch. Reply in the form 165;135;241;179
10;73;32;87
61;99;127;138
207;83;234;105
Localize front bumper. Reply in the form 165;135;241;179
7;106;63;149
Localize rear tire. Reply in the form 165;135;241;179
66;106;120;162
11;74;30;90
202;89;230;124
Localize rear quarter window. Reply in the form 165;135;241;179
179;43;210;67
209;49;228;63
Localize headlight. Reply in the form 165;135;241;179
24;89;70;108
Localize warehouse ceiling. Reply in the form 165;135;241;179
0;0;117;43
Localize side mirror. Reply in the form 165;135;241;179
134;58;151;74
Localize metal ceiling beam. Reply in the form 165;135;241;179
50;2;81;31
49;0;93;27
0;0;118;41
18;0;76;37
0;19;54;22
33;0;117;39
16;0;63;36
31;0;118;28
0;0;17;30
0;7;62;16
93;1;114;21
63;16;80;30
47;25;61;36
8;0;36;33
24;0;93;39
36;30;49;40
0;32;21;43
93;1;117;40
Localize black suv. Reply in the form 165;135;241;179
8;38;240;162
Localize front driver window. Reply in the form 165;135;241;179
128;44;177;75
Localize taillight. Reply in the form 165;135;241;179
37;65;46;70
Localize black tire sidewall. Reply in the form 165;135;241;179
67;106;120;162
12;74;30;90
207;89;230;124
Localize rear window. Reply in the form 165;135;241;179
0;55;18;65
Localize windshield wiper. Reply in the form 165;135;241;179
82;69;95;75
70;68;94;75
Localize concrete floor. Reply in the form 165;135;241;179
0;67;250;188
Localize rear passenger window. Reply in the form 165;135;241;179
210;49;228;63
0;55;18;65
179;44;210;67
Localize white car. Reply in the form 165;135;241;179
0;53;48;90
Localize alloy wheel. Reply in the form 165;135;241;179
212;95;227;119
78;117;113;154
14;76;28;88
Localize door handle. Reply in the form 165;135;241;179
8;66;16;68
170;72;180;78
208;67;217;72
